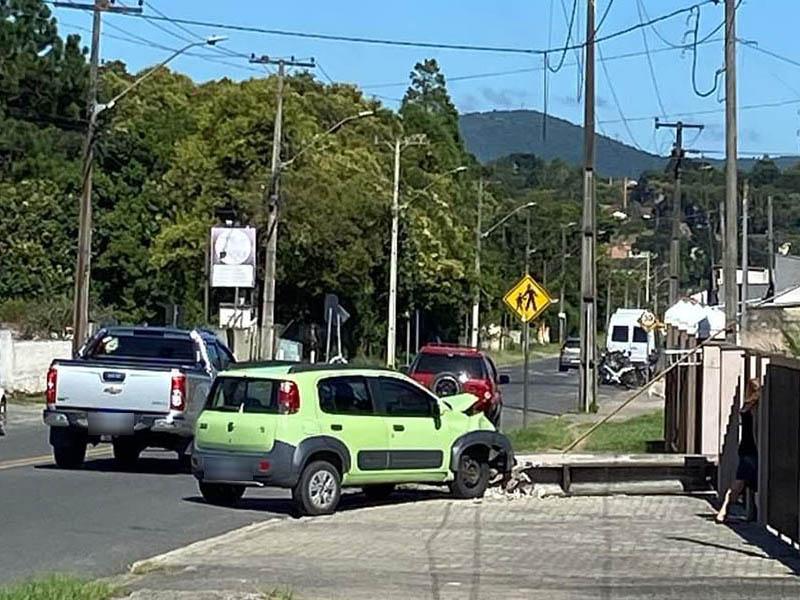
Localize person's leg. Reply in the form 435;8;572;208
717;479;746;522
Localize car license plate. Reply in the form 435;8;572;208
204;457;252;482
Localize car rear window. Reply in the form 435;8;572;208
611;326;628;343
413;354;485;379
633;327;649;343
565;339;580;348
206;378;278;413
88;334;196;362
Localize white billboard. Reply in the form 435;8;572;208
210;227;256;288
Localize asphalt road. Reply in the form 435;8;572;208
0;404;289;586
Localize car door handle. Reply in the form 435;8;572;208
393;424;405;432
331;424;343;431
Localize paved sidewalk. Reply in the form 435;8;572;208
120;494;800;599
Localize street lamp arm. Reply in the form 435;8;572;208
481;201;536;239
282;110;375;168
96;37;227;116
399;165;467;210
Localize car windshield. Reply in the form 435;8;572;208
413;354;485;379
206;377;278;413
88;334;196;362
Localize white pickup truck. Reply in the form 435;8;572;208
43;327;234;469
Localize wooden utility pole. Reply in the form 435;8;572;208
655;119;704;308
741;180;749;326
250;55;315;359
767;195;775;298
724;0;739;342
579;0;597;413
57;0;142;353
471;178;483;348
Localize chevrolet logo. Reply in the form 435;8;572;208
103;386;123;395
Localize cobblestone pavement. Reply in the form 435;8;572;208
121;494;800;599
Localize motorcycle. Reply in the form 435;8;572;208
599;350;645;389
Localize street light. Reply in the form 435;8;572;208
386;164;466;368
281;110;375;168
72;35;228;352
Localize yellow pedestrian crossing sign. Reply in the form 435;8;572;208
503;274;553;323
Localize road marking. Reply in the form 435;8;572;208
0;447;112;472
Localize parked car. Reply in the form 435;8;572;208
191;364;514;516
559;337;581;372
43;326;234;469
403;344;509;427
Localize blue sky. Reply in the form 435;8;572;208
51;0;800;158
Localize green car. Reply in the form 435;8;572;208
191;363;514;516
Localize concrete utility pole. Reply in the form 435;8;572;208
559;224;570;344
724;0;739;342
250;56;315;359
57;0;142;353
523;206;531;428
768;195;775;297
579;0;597;413
471;178;483;348
655;119;704;308
741;180;749;326
384;134;427;368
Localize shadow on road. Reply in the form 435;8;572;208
35;455;190;476
183;487;450;518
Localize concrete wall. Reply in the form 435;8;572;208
0;330;72;394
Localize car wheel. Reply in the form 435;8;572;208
199;482;245;507
0;395;6;436
488;404;502;429
431;372;462;397
112;438;141;469
52;434;87;469
362;484;395;502
293;460;341;516
449;452;490;499
558;364;568;372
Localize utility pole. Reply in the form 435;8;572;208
741;180;749;327
384;134;426;368
559;225;567;344
250;55;315;359
767;195;775;298
471;178;483;348
523;206;531;428
59;0;142;353
579;0;597;413
724;0;739;342
655;119;704;308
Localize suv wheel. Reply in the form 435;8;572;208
293;460;341;516
112;438;141;469
449;452;490;499
53;436;87;469
362;484;395;502
199;482;245;507
431;372;462;397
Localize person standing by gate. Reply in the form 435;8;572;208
716;378;760;523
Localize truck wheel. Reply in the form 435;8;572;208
199;482;245;507
449;452;490;499
362;484;394;502
0;395;6;436
292;460;341;516
52;433;87;469
113;438;141;469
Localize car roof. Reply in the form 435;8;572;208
418;343;484;357
219;362;400;380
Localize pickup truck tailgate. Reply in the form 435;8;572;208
55;363;172;413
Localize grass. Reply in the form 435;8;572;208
489;343;560;367
262;589;295;600
0;576;117;600
7;392;44;405
509;409;664;454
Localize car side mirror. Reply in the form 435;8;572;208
399;365;409;375
498;374;510;385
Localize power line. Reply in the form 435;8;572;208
740;40;800;70
546;0;577;73
599;97;800;125
689;6;724;97
635;0;667;118
596;0;616;33
46;0;717;56
598;43;644;151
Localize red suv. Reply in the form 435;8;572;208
404;344;509;426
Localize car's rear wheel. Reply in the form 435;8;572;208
488;404;502;429
559;363;568;372
199;482;245;507
293;460;341;516
449;452;490;499
113;438;141;469
52;429;87;469
362;484;395;501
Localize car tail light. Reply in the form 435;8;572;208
278;381;300;414
170;372;187;411
463;380;493;415
46;366;57;407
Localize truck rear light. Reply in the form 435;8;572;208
170;372;187;411
46;366;57;407
277;381;300;414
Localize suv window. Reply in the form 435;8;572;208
89;334;196;362
413;353;485;379
633;327;648;343
611;326;628;343
318;377;373;415
206;377;277;413
564;338;580;349
206;343;222;370
486;358;498;383
376;378;433;417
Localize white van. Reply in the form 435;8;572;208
606;309;657;365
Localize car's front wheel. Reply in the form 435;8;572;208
449;452;490;499
199;482;245;507
293;460;341;516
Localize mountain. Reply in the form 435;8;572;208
459;109;800;178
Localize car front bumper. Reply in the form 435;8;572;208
191;442;299;488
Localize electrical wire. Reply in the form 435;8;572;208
740;41;800;70
560;0;583;101
689;6;724;98
596;0;616;34
599;97;800;125
315;62;336;85
598;44;644;151
635;0;667;118
547;0;577;73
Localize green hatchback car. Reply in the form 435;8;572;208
191;363;514;516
